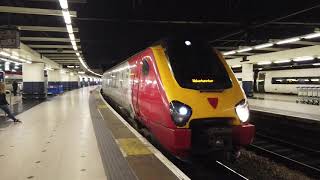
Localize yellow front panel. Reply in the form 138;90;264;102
151;46;245;128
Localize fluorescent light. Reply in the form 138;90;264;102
274;59;291;64
313;63;320;66
78;57;88;69
237;47;252;53
10;55;19;60
304;32;320;39
69;33;75;41
276;37;300;45
73;45;78;51
59;0;68;9
0;51;10;57
66;24;73;34
254;43;274;49
62;10;71;24
223;51;236;55
257;61;272;65
76;52;80;56
78;71;85;74
71;40;76;46
311;79;320;82
67;65;74;68
293;56;314;62
231;65;242;68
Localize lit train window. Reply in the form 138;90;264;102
142;59;149;76
272;77;320;84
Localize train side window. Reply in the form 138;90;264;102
142;59;149;76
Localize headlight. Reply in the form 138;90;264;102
169;101;192;127
235;99;250;123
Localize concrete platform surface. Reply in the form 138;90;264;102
0;87;107;180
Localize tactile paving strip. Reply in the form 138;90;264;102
89;95;137;180
92;90;181;180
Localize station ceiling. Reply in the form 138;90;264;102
1;0;320;71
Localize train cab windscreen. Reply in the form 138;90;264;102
164;39;232;91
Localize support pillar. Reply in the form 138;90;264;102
242;63;254;97
22;63;46;99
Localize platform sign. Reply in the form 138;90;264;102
0;28;20;48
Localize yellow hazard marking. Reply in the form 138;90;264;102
116;138;152;156
98;104;108;109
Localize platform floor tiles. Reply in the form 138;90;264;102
0;87;107;180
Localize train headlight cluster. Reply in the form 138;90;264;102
235;100;250;123
169;101;192;127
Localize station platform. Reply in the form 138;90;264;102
0;86;188;180
248;93;320;122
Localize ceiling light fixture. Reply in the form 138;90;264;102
69;33;75;41
273;59;291;64
58;0;102;77
0;51;10;57
66;24;73;34
254;43;274;49
59;0;68;9
313;63;320;66
303;32;320;39
223;51;236;55
231;64;242;68
276;37;300;45
71;40;76;46
62;10;71;24
257;61;272;65
237;47;253;53
293;56;314;62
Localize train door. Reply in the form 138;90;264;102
257;72;266;92
131;59;141;117
136;58;151;125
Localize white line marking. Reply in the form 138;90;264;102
98;90;191;180
216;160;249;180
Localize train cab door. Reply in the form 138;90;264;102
257;72;266;92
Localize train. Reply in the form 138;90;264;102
101;38;255;160
235;68;320;94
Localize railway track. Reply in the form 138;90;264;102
170;156;248;180
248;133;320;178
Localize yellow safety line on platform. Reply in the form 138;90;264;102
116;138;152;156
